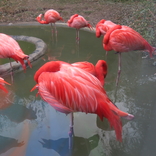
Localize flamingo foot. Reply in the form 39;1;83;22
116;69;121;86
68;125;73;149
123;114;134;120
68;112;74;149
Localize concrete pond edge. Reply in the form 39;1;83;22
0;35;47;76
0;22;95;76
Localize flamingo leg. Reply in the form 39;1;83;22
54;23;58;42
9;58;14;83
116;52;121;86
76;29;79;44
50;23;54;40
69;112;74;149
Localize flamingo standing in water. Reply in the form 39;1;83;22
102;24;155;86
96;19;116;38
67;14;93;43
0;77;10;93
31;61;134;148
72;60;107;86
96;19;117;57
0;33;32;81
36;9;64;38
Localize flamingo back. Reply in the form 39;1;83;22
71;61;96;75
103;25;154;56
44;9;63;23
68;15;91;29
37;64;104;114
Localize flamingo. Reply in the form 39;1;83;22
0;33;32;81
71;60;107;86
96;19;116;38
95;19;117;56
36;9;64;38
31;61;134;148
67;14;93;43
102;24;155;86
0;77;10;93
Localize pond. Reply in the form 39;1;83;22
0;24;156;156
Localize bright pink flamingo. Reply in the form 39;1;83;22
0;33;32;81
36;9;64;37
31;61;134;147
103;24;155;85
72;60;107;86
67;14;93;43
0;77;10;93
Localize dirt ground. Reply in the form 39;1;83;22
0;0;155;44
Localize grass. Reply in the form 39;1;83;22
0;0;155;45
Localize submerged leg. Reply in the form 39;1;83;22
50;23;54;40
54;23;58;42
9;58;14;83
116;52;121;86
76;29;80;44
69;112;74;149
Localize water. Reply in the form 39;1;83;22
0;24;156;156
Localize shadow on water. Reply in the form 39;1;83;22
0;135;24;155
39;134;99;156
0;104;37;123
0;24;156;156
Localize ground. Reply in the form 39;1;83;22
0;0;155;44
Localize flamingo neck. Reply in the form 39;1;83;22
36;14;49;24
34;61;61;83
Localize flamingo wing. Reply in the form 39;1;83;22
0;77;10;93
71;61;96;75
37;64;104;114
104;26;150;52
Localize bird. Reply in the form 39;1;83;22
102;24;155;86
0;77;10;93
71;60;107;86
36;9;64;38
31;61;134;146
0;33;32;81
96;19;116;38
67;14;93;43
96;19;117;56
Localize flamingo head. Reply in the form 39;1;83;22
34;61;61;83
0;78;11;93
36;14;43;22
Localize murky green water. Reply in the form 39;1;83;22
0;24;156;156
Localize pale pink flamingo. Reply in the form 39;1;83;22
31;61;134;148
36;9;64;38
67;14;93;43
0;33;32;81
103;24;155;85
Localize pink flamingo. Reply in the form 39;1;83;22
96;19;117;56
31;61;134;148
72;60;107;86
0;77;10;93
96;19;116;38
103;24;155;85
67;14;93;43
0;33;32;81
36;9;64;37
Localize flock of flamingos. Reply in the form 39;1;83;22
0;9;155;146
